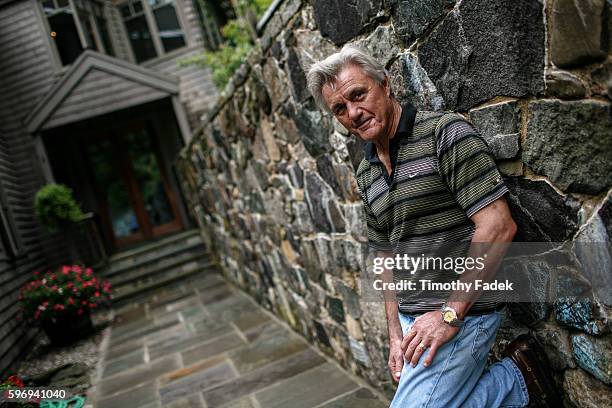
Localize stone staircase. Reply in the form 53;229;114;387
103;230;215;307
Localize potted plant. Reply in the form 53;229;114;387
34;184;84;231
18;265;112;346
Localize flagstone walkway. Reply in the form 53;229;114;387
89;273;388;408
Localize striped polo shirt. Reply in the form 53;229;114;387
356;104;509;314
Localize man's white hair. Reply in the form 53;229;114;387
307;45;387;113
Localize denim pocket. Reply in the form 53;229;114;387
470;313;501;362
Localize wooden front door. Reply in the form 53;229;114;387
85;120;183;248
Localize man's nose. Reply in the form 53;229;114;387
347;103;361;122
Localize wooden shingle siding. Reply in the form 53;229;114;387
0;0;67;377
145;47;218;127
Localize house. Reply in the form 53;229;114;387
0;0;229;377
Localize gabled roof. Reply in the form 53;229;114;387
25;50;179;133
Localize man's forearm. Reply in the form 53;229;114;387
378;251;403;343
447;213;516;319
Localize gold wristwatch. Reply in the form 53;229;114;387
441;304;465;327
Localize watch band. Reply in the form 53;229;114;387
441;304;465;327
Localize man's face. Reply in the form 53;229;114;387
321;64;394;142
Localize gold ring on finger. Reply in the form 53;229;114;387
417;343;426;351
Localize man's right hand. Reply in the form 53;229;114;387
388;338;404;383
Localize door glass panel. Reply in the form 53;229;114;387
87;139;141;238
124;128;174;227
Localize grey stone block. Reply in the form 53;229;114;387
524;100;612;194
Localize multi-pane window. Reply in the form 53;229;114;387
40;0;115;66
41;0;83;65
120;0;186;63
150;0;186;52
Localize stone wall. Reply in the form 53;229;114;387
176;0;612;405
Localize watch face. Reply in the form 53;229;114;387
443;310;454;322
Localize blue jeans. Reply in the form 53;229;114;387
390;310;529;408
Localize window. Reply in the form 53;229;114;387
120;0;187;63
120;0;157;62
150;0;186;52
40;0;115;66
41;0;83;65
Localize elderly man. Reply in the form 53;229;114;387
307;46;560;407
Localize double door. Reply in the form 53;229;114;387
86;121;182;248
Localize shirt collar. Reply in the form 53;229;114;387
364;103;417;164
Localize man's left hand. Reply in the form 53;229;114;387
400;311;460;368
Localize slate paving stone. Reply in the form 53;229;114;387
163;393;205;408
102;347;145;378
254;363;358;408
114;304;147;326
110;317;155;339
160;361;236;405
149;324;234;361
317;387;388;408
181;332;245;364
159;355;226;387
105;337;145;361
202;348;326;408
151;295;201;314
199;284;234;304
179;305;207;321
242;321;284;343
111;318;182;345
219;397;256;408
97;381;158;408
148;289;192;310
99;354;182;396
228;330;309;373
188;274;226;291
232;309;272;332
205;295;257;322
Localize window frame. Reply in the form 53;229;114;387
38;0;116;67
119;0;190;64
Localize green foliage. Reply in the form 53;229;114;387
181;0;273;88
34;184;84;231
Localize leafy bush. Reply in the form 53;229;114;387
34;184;84;231
19;265;111;322
181;0;273;88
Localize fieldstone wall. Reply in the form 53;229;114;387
176;0;612;405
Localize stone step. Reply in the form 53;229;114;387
109;229;201;264
108;248;211;289
111;264;216;307
105;234;206;278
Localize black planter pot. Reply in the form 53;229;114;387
41;312;94;346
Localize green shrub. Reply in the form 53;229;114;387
181;0;273;88
34;184;84;231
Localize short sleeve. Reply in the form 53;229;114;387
435;114;509;219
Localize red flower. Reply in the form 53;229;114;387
68;298;75;305
61;265;70;274
77;308;83;316
95;291;100;298
33;271;39;276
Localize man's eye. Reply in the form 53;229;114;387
334;106;345;115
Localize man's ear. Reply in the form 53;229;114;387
383;75;391;97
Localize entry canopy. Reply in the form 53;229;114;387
26;50;179;133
